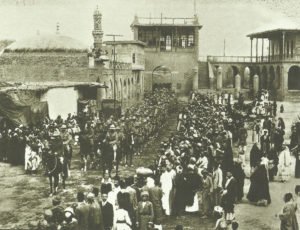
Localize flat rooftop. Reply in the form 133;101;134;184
103;40;146;47
131;15;202;28
0;81;107;92
247;28;300;38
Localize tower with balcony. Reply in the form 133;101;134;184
131;14;202;94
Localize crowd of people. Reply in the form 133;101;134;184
33;91;245;230
0;89;177;175
2;87;300;229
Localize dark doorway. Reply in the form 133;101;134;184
288;66;300;90
153;83;172;91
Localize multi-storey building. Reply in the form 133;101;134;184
198;28;300;101
131;14;202;94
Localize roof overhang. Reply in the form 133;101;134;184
131;23;202;29
104;40;146;47
0;81;108;93
247;28;300;39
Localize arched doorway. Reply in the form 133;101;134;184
108;80;113;99
224;66;238;88
243;67;251;89
254;66;260;88
127;79;131;99
131;78;134;98
276;66;281;89
152;65;172;91
288;65;300;90
269;66;275;91
119;79;123;100
261;66;268;89
114;80;118;100
103;81;107;98
123;80;127;99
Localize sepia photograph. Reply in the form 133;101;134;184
0;0;300;229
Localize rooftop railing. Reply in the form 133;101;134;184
136;16;197;25
200;55;300;63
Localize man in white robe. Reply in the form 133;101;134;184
160;165;176;216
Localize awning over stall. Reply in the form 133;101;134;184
0;91;48;125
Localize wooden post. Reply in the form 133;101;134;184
250;38;253;62
256;38;258;62
268;39;271;62
261;38;264;62
282;32;285;60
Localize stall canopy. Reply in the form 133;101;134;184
0;82;107;125
0;91;48;125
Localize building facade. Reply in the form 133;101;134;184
198;29;300;101
0;6;145;121
131;15;202;94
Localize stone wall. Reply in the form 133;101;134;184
0;52;92;82
104;43;145;70
144;48;198;94
198;61;287;100
0;51;145;110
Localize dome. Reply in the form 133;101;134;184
5;34;88;52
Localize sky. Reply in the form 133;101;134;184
0;0;299;56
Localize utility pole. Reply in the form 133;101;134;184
106;34;123;115
223;39;226;56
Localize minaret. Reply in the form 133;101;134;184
92;6;103;50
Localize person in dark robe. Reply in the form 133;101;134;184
221;141;234;187
278;117;286;131
268;147;279;181
250;142;262;169
0;132;4;162
273;101;277;117
2;131;9;162
293;146;300;179
247;164;271;206
280;104;284;113
87;193;104;230
101;193;114;230
221;171;237;221
290;126;300;178
184;166;202;213
10;133;19;165
232;160;245;202
117;179;135;229
18;134;26;166
173;165;187;216
263;117;272;134
274;129;285;152
260;130;271;156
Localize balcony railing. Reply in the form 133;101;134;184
200;55;300;63
136;16;197;26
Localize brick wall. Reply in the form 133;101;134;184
0;52;93;82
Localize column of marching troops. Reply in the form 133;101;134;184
0;89;177;176
32;91;245;230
